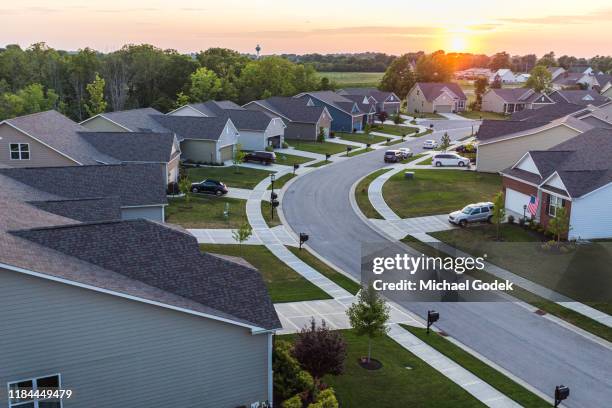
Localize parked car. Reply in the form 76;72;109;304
432;153;470;167
244;151;276;165
398;147;413;159
384;150;402;163
423;140;439;149
191;179;228;196
448;202;494;227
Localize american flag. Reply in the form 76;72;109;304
527;195;538;215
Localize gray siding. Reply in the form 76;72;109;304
286;122;317;141
80;116;129;132
0;269;271;408
121;206;165;222
180;140;218;163
0;123;77;168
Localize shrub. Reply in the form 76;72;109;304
166;182;179;195
352;128;357;133
265;145;274;152
518;217;526;227
507;215;515;224
282;141;289;148
308;388;339;408
293;319;347;382
282;395;303;408
329;131;335;138
274;340;314;402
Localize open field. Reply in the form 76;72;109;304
316;72;384;88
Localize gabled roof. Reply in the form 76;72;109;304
4;110;118;165
476;120;548;142
79;132;177;163
0;164;167;207
416;82;467;102
552;72;586;86
567;65;592;74
152;115;232;141
486;88;545;104
503;128;612;197
509;102;587;122
295;91;366;116
248;96;326;124
184;100;245;117
594;74;612;88
11;219;281;330
28;197;123;222
173;101;275;132
96;108;169;132
548;90;610;106
338;88;399;103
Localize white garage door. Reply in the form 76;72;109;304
505;189;531;215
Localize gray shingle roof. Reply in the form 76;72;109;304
339;88;398;103
152;115;230;141
487;88;544;103
548;90;610;106
220;109;275;131
79;132;177;163
101;108;169;132
5;110;119;165
476;120;548;141
250;97;325;123
12;219;281;330
509;102;586;122
417;82;467;102
28;197;122;222
296;91;365;115
0;164;167;207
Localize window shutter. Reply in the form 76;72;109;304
561;199;566;208
545;194;550;215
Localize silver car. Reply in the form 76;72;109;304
448;202;494;227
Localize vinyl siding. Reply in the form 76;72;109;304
121;205;165;222
569;183;612;239
286;122;317;140
0;269;271;408
0;123;77;168
476;125;582;173
180;139;218;163
406;86;434;113
482;91;507;113
80;116;129;132
296;95;355;132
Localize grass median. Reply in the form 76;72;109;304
355;168;392;219
165;196;247;229
186;165;272;189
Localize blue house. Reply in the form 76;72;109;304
294;91;373;132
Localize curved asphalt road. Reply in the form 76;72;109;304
283;123;612;407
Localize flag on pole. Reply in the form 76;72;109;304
527;195;538;216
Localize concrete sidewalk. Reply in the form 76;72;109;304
188;225;298;246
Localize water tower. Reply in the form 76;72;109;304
255;44;261;59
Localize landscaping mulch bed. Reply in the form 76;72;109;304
358;357;383;370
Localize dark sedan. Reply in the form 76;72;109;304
190;179;228;196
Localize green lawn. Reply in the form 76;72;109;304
413;112;446;119
460;111;508;120
382;170;501;218
355;168;392;219
347;147;374;157
306;160;331;168
403;326;550;408
268;173;296;190
287;247;361;295
186;165;272;189
401;153;428;164
199;244;331;303
431;225;612;313
316;72;384;88
411;129;433;137
290;140;348;155
261;200;281;228
279;329;484;408
374;124;420;136
418;157;433;165
274;153;314;166
337;132;387;144
384;138;406;146
165;196;247;229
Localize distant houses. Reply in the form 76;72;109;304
294;91;374;132
337;88;401;114
481;88;553;114
406;82;467;114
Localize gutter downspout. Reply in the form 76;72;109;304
268;332;273;407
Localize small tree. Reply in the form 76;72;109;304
392;110;402;124
376;111;388;123
317;127;325;143
346;284;390;363
85;73;107;117
548;206;570;243
490;75;502;89
491;191;506;241
178;176;192;204
474;76;489;110
440;132;450;150
292;319;347;385
174;91;190;108
232;222;253;255
232;144;246;173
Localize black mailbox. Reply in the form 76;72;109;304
299;232;309;249
270;192;278;200
555;385;569;406
271;199;280;208
325;153;331;161
426;310;439;333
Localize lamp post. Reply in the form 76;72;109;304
523;204;527;222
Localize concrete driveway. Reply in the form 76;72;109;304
282;124;612;407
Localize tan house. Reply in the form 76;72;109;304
475;116;593;173
481;88;553;114
406;82;467;114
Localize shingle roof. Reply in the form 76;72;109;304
417;82;467;102
509;102;586;122
552;72;585;86
296;91;365;115
27;197;122;222
152;115;230;141
220;109;275;131
79;132;177;163
339;88;397;103
476;120;547;141
0;164;167;207
548;90;610;106
12;219;281;330
251;97;326;123
5;110;118;165
487;88;543;103
101;108;169;132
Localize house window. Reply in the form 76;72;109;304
548;195;564;217
8;374;63;407
10;143;30;160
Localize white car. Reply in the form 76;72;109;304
397;147;413;159
423;140;439;149
432;153;470;167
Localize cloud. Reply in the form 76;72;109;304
203;26;443;39
500;8;612;25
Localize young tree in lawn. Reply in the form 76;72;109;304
377;111;388;124
346;284;390;363
178;176;192;204
440;132;450;150
232;222;253;255
490;75;502;89
317;127;325;143
85;73;107;117
474;76;489;110
232;144;246;173
292;319;347;386
393;110;402;124
548;206;570;243
491;191;506;241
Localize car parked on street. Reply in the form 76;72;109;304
432;153;470;167
243;151;276;165
384;150;402;163
423;140;439;149
398;147;413;159
191;179;228;196
448;202;494;227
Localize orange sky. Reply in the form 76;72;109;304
1;0;611;56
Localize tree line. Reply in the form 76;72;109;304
0;43;327;121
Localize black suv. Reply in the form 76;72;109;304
244;151;276;165
191;179;228;196
384;150;402;163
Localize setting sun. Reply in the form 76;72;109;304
450;35;468;52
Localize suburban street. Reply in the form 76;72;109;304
283;123;612;408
